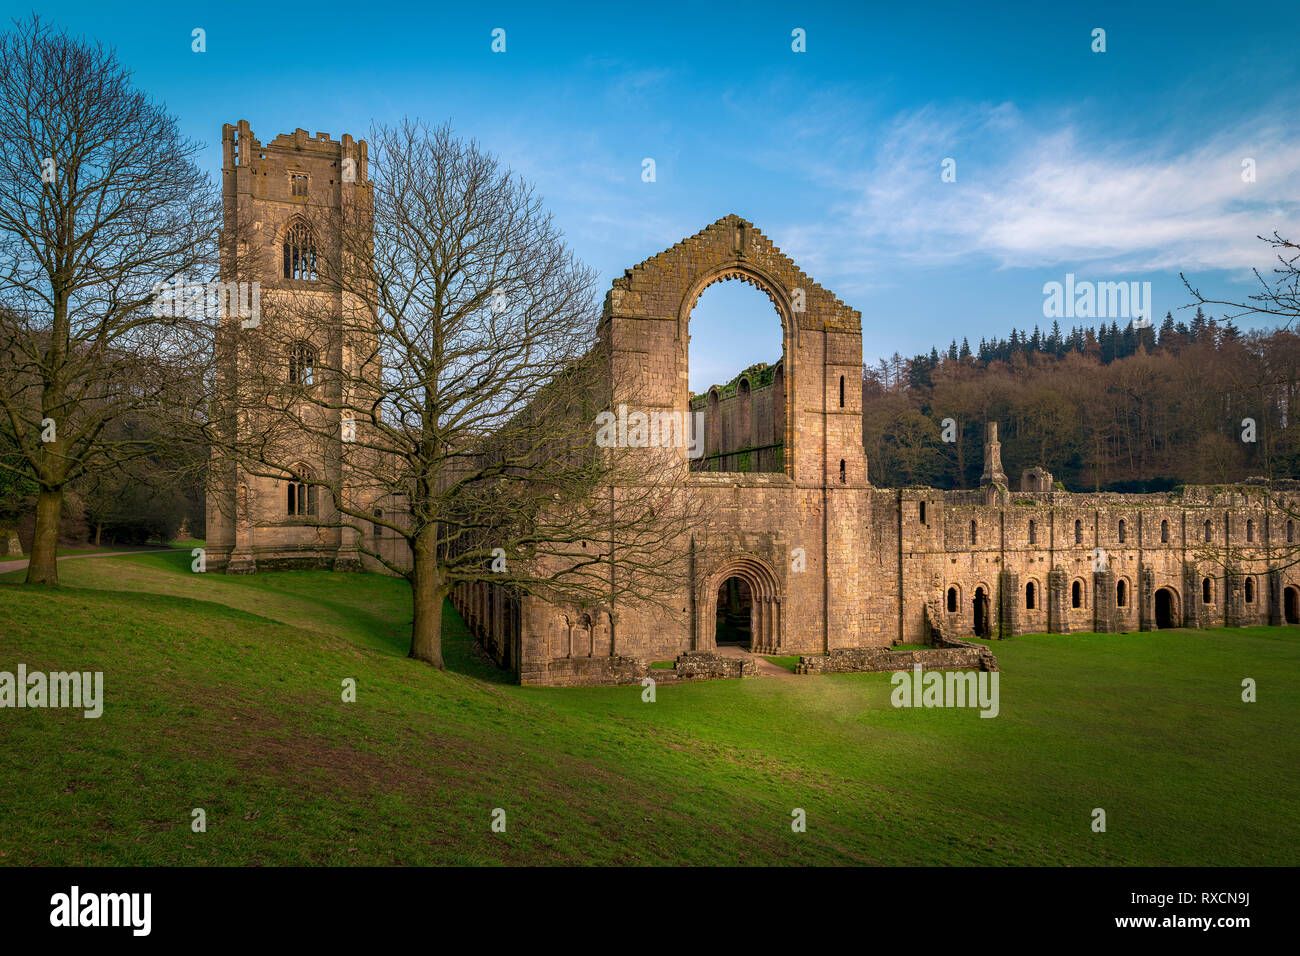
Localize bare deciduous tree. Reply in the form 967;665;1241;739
0;15;218;584
217;120;702;666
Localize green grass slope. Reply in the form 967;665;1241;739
1;550;1297;866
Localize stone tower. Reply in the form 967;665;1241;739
205;122;373;573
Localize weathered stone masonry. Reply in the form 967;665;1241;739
198;139;1300;688
449;218;1300;684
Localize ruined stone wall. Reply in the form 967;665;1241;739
905;485;1296;641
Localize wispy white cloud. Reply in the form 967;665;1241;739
808;102;1300;276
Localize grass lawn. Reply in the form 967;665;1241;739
1;549;1297;866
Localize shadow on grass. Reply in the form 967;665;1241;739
2;545;515;685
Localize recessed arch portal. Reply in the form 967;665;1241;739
1155;587;1180;629
972;585;991;637
700;554;782;654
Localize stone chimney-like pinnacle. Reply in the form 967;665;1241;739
981;421;1007;486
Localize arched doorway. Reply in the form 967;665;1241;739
701;554;782;653
973;586;990;637
715;577;753;647
1154;588;1177;629
1285;586;1300;625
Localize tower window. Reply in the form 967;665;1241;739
1247;519;1254;542
1117;579;1128;607
839;459;846;483
1118;519;1127;543
1203;577;1213;604
1072;580;1082;609
1289;520;1295;543
1160;520;1169;543
283;221;318;281
287;463;316;516
289;341;316;385
1204;520;1212;543
1245;578;1256;603
1025;581;1036;610
1028;519;1036;545
290;172;308;197
1074;519;1082;545
838;375;845;408
947;587;958;613
970;520;977;545
919;501;926;525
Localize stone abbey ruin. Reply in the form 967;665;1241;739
207;123;1300;686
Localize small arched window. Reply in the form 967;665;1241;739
1204;520;1213;543
839;459;846;483
1245;578;1256;603
1074;519;1083;545
1071;580;1083;608
838;375;845;408
1289;520;1295;543
1118;519;1127;543
289;341;316;385
1025;581;1036;610
919;501;927;525
283;220;318;281
1117;579;1128;607
970;520;977;545
1247;519;1255;542
1160;520;1169;543
1203;577;1213;604
1028;519;1036;545
287;463;316;516
947;587;958;613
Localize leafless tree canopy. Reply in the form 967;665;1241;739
0;14;219;584
223;120;702;665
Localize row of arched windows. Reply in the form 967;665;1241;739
966;515;1294;547
947;575;1262;618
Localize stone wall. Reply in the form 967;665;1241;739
795;637;998;676
213;186;1300;687
516;650;758;687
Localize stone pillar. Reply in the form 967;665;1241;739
1138;564;1155;631
1182;562;1202;629
1268;569;1283;626
1047;566;1070;634
1092;567;1116;633
226;480;257;574
1225;566;1246;628
998;569;1019;640
980;422;1007;486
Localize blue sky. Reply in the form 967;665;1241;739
8;0;1297;390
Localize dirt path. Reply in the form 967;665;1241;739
712;644;800;679
0;548;174;575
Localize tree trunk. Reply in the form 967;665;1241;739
408;536;446;668
26;489;62;586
